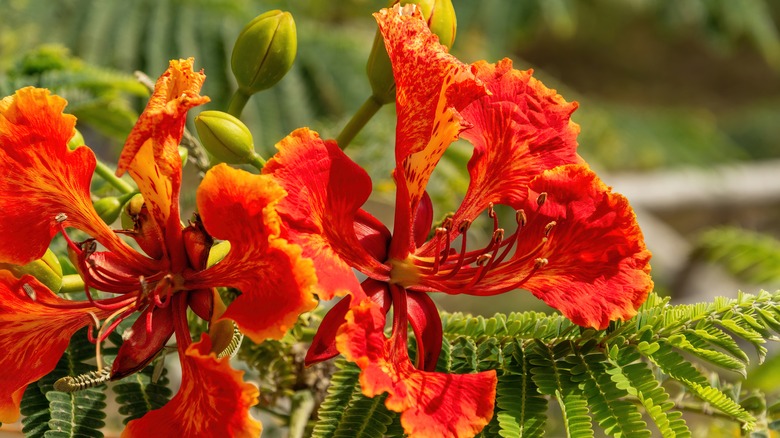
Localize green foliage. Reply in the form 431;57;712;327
20;328;107;438
311;291;780;437
112;363;173;424
694;227;780;285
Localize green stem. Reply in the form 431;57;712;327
227;90;251;118
94;160;135;195
247;152;266;171
336;94;384;150
288;390;315;438
60;274;85;293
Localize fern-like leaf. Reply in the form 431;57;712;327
494;340;547;437
112;364;172;424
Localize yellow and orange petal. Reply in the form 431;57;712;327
117;58;209;266
264;128;389;299
122;335;261;438
0;87;120;265
0;272;109;423
337;298;496;438
190;163;317;342
453;58;583;224
374;5;487;257
519;165;652;329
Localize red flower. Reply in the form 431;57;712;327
0;59;316;435
264;6;652;437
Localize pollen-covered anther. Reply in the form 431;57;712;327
536;192;548;207
534;258;548;269
22;283;36;301
55;212;68;223
516;209;527;227
544;221;556;237
476;254;492;266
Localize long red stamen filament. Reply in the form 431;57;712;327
437;221;471;280
96;305;137;370
432;228;446;274
56;218;82;255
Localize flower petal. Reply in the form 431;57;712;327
117;58;209;269
337;298;496;438
264;128;389;299
121;335;261;438
374;5;487;257
0;272;107;423
442;165;652;329
188;163;316;342
453;59;582;224
0;87;132;265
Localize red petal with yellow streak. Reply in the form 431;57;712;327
264;128;389;299
374;5;487;257
117;58;209;268
337;299;496;438
0;87;129;265
122;335;261;438
0;272;108;423
188;163;316;342
453;59;582;225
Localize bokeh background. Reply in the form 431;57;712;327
2;0;780;435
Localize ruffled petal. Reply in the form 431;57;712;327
337;298;496;438
0;87;132;265
453;59;582;224
188;163;316;342
523;165;652;329
374;5;487;257
264;128;389;299
0;272;108;423
436;165;652;329
117;58;209;269
122;335;261;438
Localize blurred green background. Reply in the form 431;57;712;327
2;0;780;435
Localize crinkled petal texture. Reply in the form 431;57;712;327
375;5;487;257
117;58;209;266
0;272;109;422
122;336;261;438
264;128;387;299
337;299;496;438
453;59;582;224
505;165;651;329
0;87;121;265
189;163;317;342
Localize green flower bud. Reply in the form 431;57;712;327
68;129;85;150
367;0;457;104
0;249;63;292
207;241;232;268
231;10;297;95
120;193;145;231
93;196;124;225
178;146;189;167
195;111;257;165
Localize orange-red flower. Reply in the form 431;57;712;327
264;6;652;438
0;59;316;435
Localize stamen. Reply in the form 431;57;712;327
86;311;101;344
536;192;548;207
544;221;556;237
516;209;527;227
438;221;471;280
488;203;499;231
55;213;68;223
22;283;36;301
432;227;447;274
96;305;138;370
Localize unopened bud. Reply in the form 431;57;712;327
178;146;189;167
367;0;457;104
93;197;123;225
68;129;85;150
0;249;63;292
195;111;256;164
231;10;297;95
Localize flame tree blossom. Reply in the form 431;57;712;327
263;6;653;437
0;58;316;436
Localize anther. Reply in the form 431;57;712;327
458;220;471;233
476;254;492;266
536;192;548;207
55;213;68;223
534;258;549;269
22;283;36;301
441;216;454;231
544;221;556;237
516;210;527;227
492;229;505;243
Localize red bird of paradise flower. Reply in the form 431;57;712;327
263;6;653;438
0;58;316;436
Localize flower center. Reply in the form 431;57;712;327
412;194;555;292
388;257;422;288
